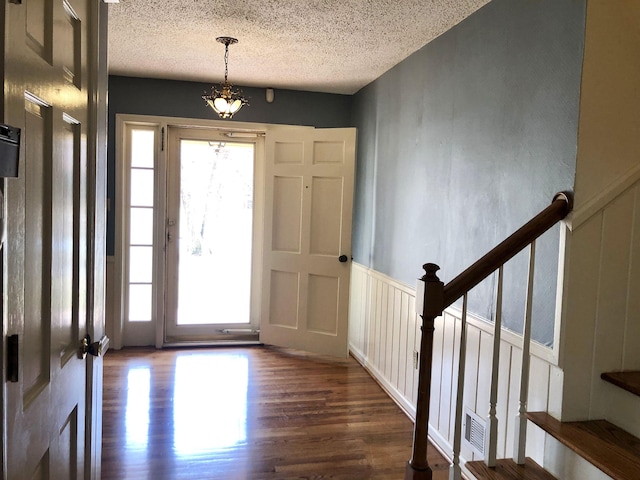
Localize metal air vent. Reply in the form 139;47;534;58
463;408;486;457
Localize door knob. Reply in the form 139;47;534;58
78;334;108;359
338;255;348;263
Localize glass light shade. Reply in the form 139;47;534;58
203;82;248;119
230;99;242;113
213;97;229;112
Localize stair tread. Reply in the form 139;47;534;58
601;371;640;397
526;411;640;480
466;457;556;480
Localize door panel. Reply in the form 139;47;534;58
309;176;343;255
260;127;356;358
4;0;96;477
268;270;299;328
22;97;51;403
272;176;302;252
307;273;339;334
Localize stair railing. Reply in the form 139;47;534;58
405;192;573;480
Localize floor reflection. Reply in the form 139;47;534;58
103;347;439;479
173;353;249;455
125;367;151;450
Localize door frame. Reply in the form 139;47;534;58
84;2;110;478
163;126;264;342
112;114;313;348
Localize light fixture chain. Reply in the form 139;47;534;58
224;43;229;82
203;36;248;119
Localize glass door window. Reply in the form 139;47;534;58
175;140;253;325
165;128;259;341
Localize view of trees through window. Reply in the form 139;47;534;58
176;140;254;325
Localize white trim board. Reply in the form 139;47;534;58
570;161;640;230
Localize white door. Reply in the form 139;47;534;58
3;0;101;477
164;127;262;342
260;127;356;358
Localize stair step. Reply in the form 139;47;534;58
526;411;640;480
466;457;556;480
601;371;640;397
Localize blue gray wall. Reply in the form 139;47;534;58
107;76;353;255
108;0;586;346
351;0;585;345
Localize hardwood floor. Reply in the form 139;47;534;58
102;346;450;479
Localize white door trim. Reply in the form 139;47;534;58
112;114;313;348
162;126;264;342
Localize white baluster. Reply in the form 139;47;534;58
449;294;468;480
485;265;503;467
513;241;536;464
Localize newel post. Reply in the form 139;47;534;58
405;263;444;480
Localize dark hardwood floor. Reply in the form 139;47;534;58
101;345;450;479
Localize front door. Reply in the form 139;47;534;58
260;127;356;358
4;0;99;477
164;128;261;342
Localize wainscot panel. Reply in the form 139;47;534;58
348;262;557;470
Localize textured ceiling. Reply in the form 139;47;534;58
108;0;491;95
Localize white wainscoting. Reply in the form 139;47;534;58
349;263;560;468
561;166;640;437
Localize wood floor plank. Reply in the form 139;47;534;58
102;346;449;479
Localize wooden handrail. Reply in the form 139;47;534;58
405;191;573;480
442;191;573;308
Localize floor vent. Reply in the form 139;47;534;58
464;408;486;457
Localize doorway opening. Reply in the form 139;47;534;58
113;115;355;356
116;120;263;347
175;140;253;325
165;137;256;337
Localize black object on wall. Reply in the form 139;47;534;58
0;124;20;178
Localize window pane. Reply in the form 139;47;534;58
130;207;153;245
128;284;152;322
131;129;155;168
129;246;153;283
130;168;154;207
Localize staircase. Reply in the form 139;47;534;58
404;190;640;480
463;371;640;480
601;371;640;398
526;411;640;480
466;457;556;480
463;372;640;480
405;193;575;480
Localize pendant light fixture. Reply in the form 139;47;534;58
202;37;249;119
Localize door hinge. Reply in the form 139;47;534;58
161;127;165;151
7;334;18;382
